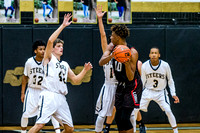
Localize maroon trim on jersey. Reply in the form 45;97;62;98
131;79;140;107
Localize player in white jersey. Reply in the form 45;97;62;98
140;47;180;133
28;14;93;133
20;40;60;133
95;6;118;133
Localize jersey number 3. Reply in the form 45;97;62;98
153;79;158;88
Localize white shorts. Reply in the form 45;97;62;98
140;89;170;112
95;81;118;117
36;90;73;127
22;87;41;118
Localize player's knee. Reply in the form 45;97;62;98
64;125;74;133
34;124;45;131
164;108;172;116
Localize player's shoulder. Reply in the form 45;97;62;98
160;60;169;66
129;46;138;53
61;60;69;67
142;60;150;66
25;57;34;64
141;60;150;70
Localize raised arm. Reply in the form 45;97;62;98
68;62;93;85
124;48;138;81
43;14;72;66
99;43;114;66
95;5;107;53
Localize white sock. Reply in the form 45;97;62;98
51;117;60;129
165;109;177;128
173;128;178;133
95;116;106;132
21;117;28;128
130;115;136;133
55;129;61;133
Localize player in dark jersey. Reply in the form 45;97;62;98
99;24;142;133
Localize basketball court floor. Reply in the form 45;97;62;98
0;123;200;133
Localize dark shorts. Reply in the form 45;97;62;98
115;78;143;109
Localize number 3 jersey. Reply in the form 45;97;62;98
42;54;69;95
141;60;176;96
24;56;44;89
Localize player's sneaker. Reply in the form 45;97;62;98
103;128;110;133
139;126;146;133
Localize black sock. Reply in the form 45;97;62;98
137;120;145;127
104;123;111;133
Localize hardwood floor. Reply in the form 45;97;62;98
0;123;199;133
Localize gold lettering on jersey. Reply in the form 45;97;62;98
3;67;24;86
67;66;92;85
146;73;165;79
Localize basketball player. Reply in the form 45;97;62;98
140;47;180;133
28;13;92;133
20;40;60;133
102;58;146;133
99;23;143;133
95;6;118;133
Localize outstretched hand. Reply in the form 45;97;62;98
84;62;93;71
95;5;106;18
173;96;180;103
62;13;72;27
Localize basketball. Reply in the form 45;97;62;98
113;45;131;63
73;18;77;22
108;18;112;23
35;18;39;23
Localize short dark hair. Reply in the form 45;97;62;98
111;24;130;39
53;38;64;48
32;40;46;52
150;47;160;53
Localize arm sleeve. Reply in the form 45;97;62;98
166;63;176;96
141;64;146;88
